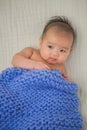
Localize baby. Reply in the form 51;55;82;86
12;16;76;80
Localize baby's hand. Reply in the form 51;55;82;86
33;61;50;70
62;73;71;81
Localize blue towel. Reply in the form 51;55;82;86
0;67;83;130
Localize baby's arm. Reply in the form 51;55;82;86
12;47;35;69
12;47;50;70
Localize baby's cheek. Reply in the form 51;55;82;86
59;56;66;62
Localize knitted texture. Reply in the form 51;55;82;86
0;67;83;130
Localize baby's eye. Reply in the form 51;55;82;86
60;49;66;53
48;45;53;49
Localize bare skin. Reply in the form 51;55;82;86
12;29;73;81
12;47;64;70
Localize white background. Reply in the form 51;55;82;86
0;0;87;129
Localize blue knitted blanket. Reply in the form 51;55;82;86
0;67;83;130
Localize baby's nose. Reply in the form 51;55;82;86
53;50;59;57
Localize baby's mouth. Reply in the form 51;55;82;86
48;58;57;63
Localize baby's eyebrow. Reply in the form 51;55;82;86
48;42;54;44
61;47;68;50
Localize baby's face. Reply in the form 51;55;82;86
40;29;73;64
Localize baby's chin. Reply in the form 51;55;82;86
46;60;58;65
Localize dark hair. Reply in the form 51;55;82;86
41;16;76;45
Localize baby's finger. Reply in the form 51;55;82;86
44;64;50;70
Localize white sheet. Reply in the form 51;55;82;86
0;0;87;129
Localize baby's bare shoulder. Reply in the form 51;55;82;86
22;47;34;52
23;47;38;53
18;47;36;58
